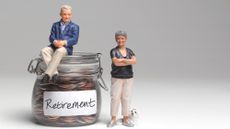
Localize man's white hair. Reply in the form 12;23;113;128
60;5;72;13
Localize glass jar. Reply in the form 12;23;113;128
28;52;108;126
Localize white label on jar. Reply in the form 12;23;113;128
43;90;97;116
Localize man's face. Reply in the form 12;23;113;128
116;36;127;47
60;9;72;23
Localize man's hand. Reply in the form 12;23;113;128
54;40;64;48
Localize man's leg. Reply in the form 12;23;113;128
40;47;54;66
40;47;54;84
45;47;67;77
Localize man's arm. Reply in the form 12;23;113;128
49;23;57;44
65;25;80;47
49;23;80;48
49;23;63;48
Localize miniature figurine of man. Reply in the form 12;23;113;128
40;5;79;84
107;30;137;127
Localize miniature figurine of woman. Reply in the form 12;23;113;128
107;30;137;127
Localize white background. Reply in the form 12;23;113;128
0;0;229;129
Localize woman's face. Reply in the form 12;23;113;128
116;35;127;47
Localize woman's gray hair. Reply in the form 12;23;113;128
115;30;127;38
60;5;72;13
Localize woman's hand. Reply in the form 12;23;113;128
112;57;136;66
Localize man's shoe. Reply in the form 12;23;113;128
40;74;50;85
51;74;59;84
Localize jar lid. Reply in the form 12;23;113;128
61;52;99;64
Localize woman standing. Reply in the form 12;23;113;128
107;30;137;127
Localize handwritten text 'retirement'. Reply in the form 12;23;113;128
44;98;96;110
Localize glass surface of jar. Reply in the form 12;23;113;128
28;52;107;127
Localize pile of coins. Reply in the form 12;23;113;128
32;74;101;126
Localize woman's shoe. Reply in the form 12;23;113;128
107;120;116;128
122;120;134;127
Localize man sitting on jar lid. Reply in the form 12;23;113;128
40;5;79;84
